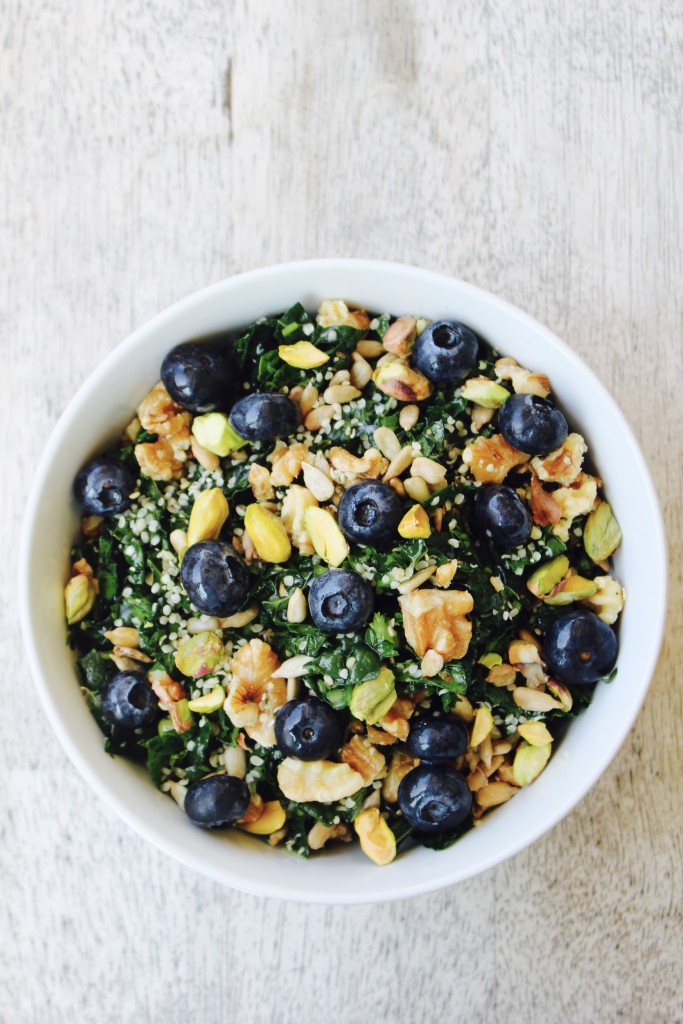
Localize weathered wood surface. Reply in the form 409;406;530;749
1;2;681;1022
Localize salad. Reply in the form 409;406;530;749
65;299;624;865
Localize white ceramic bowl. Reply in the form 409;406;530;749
20;260;667;903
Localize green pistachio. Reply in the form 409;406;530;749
544;574;598;605
174;631;224;678
583;500;622;563
157;717;175;735
187;683;226;714
350;667;397;725
192;412;246;457
527;555;570;598
478;652;503;669
187;488;229;549
373;361;433;403
512;741;552;786
303;507;348;567
460;377;510;408
65;574;98;625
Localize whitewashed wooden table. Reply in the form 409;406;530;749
2;2;682;1022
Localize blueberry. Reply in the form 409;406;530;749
474;484;532;550
406;716;469;763
412;320;478;384
184;774;251;829
274;697;345;761
161;341;235;413
181;540;250;617
337;481;403;548
498;393;568;456
397;765;472;834
544;609;618;685
73;456;136;516
229;393;299;442
100;671;158;730
308;570;374;633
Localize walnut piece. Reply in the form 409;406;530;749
495;357;551;398
552;473;599;541
398;589;474;660
224;639;286;747
462;433;530;483
135;382;192;480
339;735;386;784
531;433;586;486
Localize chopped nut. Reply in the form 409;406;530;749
191;435;220;472
224;639;286;746
277;757;364;803
329;446;388;478
137;381;191;439
513;741;552;786
489;575;504;593
471;706;494;747
355;338;385;358
279;341;329;369
476;782;519;808
304;405;336;432
316;299;370;331
518;721;553;746
113;645;152;664
383;317;417;357
373;426;401;460
238;800;288;836
582;575;625;624
403;476;430;503
339;735;386;784
135;437;187;481
175;631;223;678
103;627;140;648
281;484;319;552
82;515;104;538
495;357;551;398
453;695;474;722
399;589;473;660
421;649;444;677
248;463;274;501
382;751;418;803
530;475;562;527
397;505;431;539
299;382;319;417
287;587;307;623
237;793;264;824
398;565;437;593
303;506;349;566
486;663;517;688
461;377;510;408
377;697;414;739
350;353;373;389
512;687;564;712
508;640;542;665
383;445;415;482
123;416;141;443
65;573;98;625
471;406;495;433
410;456;447;485
271;654;314;679
354;807;396;866
531;433;586;486
462;434;530;484
169;528;187;555
307;821;353;851
187;488;229;548
366;726;397;746
434;559;458;588
583;501;622;563
373;361;433;403
399;404;420;431
301;461;335;502
552;473;599;541
218;605;259;628
546;680;573;711
323;383;361;406
388;477;406;498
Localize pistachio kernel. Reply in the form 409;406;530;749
192;412;246;457
175;631;224;678
349;667;397;725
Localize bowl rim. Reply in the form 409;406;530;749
19;258;668;903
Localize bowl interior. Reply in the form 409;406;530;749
20;260;667;903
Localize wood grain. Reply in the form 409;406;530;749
1;1;681;1022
